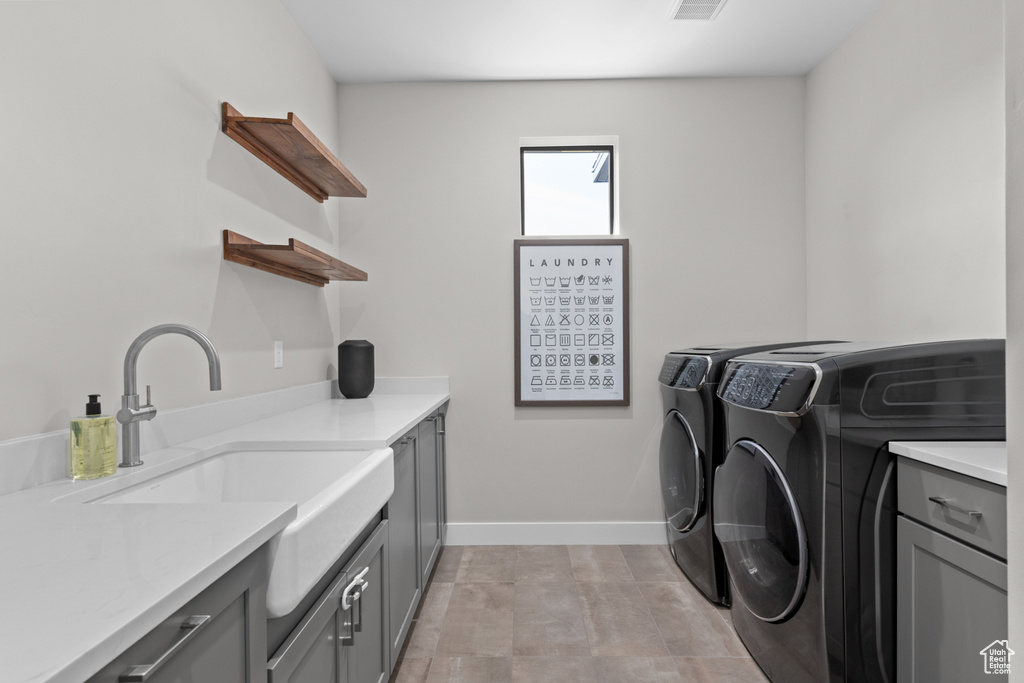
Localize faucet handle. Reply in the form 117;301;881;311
145;385;152;407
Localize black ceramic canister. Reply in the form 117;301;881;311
338;340;374;398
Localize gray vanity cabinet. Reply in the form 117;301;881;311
896;457;1008;683
268;520;389;683
87;546;269;683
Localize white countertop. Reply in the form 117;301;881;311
0;385;449;683
889;441;1007;487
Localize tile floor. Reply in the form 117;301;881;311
388;545;771;683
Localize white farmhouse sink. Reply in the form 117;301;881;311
89;446;394;618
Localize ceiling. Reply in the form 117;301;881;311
279;0;888;84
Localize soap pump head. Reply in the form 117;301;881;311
86;394;101;416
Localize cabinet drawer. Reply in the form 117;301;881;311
87;547;267;683
897;457;1006;559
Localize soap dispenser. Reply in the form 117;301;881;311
70;394;117;480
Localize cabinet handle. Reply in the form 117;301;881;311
340;567;369;644
928;496;983;519
119;615;211;682
425;416;438;422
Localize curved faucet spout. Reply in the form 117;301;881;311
123;324;222;396
119;323;222;468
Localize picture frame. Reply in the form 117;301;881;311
514;238;630;407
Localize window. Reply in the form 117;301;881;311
520;141;616;236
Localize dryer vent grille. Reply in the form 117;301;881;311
669;0;729;21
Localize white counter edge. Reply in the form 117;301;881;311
889;441;1006;487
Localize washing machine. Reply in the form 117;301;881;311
658;341;839;606
712;340;1005;683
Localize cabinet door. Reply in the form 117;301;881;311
438;406;448;545
343;520;389;683
897;516;1008;683
88;547;268;683
387;429;420;670
267;566;348;683
418;413;441;586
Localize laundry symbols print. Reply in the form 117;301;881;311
517;240;628;405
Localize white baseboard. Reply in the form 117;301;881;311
446;522;667;546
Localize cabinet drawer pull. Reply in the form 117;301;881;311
340;567;370;644
929;496;983;519
119;615;211;682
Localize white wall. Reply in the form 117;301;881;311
805;0;1005;341
1005;1;1023;678
0;0;348;443
335;78;807;527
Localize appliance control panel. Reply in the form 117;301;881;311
659;355;710;390
718;362;818;413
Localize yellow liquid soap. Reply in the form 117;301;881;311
70;394;117;480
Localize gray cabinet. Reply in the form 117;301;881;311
268;520;389;683
418;412;442;587
438;405;449;545
345;519;389;683
87;546;269;683
387;426;420;670
896;458;1008;683
387;406;451;670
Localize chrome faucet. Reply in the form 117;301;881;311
117;324;222;467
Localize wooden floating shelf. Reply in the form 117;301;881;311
223;230;368;287
221;102;367;203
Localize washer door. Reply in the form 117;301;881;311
659;410;704;533
713;439;808;622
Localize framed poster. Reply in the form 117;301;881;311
514;238;630;407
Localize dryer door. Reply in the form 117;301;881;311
659;410;703;533
714;439;808;622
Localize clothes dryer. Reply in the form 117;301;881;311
713;340;1005;683
658;342;838;606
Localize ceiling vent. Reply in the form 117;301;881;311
669;0;729;21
